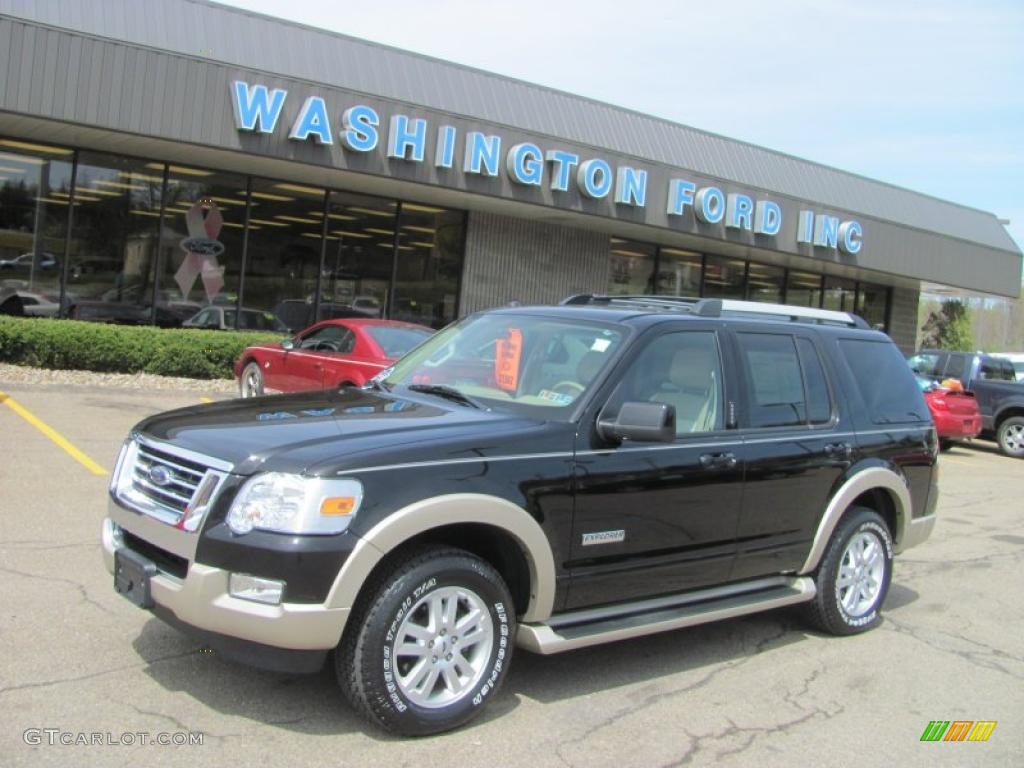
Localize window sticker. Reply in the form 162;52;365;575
591;338;612;352
495;328;523;391
537;389;576;406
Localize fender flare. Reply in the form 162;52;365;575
325;493;556;623
798;466;912;574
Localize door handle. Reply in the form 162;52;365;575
824;442;853;459
699;452;737;470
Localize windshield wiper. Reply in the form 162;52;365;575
364;377;392;392
407;383;485;410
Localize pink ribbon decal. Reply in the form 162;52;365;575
174;201;226;301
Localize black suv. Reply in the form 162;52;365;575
103;296;938;735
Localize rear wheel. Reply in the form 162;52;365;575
805;507;893;635
996;416;1024;458
239;362;264;398
337;546;515;736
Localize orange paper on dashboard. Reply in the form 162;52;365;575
495;328;523;391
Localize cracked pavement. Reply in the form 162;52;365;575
1;379;1022;766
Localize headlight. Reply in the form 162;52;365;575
226;473;363;536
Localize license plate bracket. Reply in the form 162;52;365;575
114;548;157;609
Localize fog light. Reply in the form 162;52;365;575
229;573;285;605
103;518;124;551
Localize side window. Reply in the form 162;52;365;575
335;328;355;355
737;333;806;428
192;309;211;326
796;337;833;424
299;325;348;350
613;331;723;435
1005;361;1018;381
839;339;930;424
942;354;967;381
907;353;941;378
979;357;1000;380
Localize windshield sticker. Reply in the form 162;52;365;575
537;389;576;406
257;411;298;421
591;338;612;352
495;328;523;392
300;408;336;417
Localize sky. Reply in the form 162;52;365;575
216;0;1024;258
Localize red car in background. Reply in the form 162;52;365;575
235;318;433;397
916;375;982;450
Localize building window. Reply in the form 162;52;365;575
392;202;465;328
0;140;73;313
857;281;890;330
157;164;247;326
746;262;785;303
241;178;327;331
608;238;656;295
313;190;398;330
64;152;170;324
786;270;824;308
702;255;747;299
656;248;702;297
823;275;857;312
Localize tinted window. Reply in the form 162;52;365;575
612;331;723;435
797;337;833;424
365;325;433;359
839;339;930;424
942;354;968;381
981;357;1015;382
738;333;806;428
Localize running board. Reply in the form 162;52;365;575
517;576;816;654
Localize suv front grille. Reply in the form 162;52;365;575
112;438;230;529
131;444;207;517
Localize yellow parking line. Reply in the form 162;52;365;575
0;389;108;476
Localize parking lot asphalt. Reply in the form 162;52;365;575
1;374;1022;767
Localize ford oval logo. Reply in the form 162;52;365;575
148;465;172;487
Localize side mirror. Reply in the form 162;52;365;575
597;402;676;444
280;339;295;351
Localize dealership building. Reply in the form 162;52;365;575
1;0;1021;348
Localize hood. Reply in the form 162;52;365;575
134;387;547;475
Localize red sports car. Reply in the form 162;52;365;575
916;375;982;450
235;318;433;397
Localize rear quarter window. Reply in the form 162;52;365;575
839;339;930;425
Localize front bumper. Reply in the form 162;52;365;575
102;515;350;671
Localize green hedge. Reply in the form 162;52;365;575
0;316;284;379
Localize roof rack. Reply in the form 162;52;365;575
560;294;870;329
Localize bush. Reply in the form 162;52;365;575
0;317;284;379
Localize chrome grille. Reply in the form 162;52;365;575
129;444;208;519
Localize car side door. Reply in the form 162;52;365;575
286;324;354;392
567;323;746;610
727;328;852;581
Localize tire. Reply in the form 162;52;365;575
239;361;264;398
805;507;893;636
337;546;515;736
996;416;1024;458
938;439;952;452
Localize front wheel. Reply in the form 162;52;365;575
805;507;893;635
996;416;1024;458
239;362;264;398
337;546;515;736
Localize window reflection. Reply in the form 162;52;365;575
608;238;656;295
746;262;784;303
0;141;72;316
314;191;398;331
823;276;857;312
243;179;327;331
786;270;823;308
65;152;168;324
392;202;464;328
702;255;746;299
656;248;701;297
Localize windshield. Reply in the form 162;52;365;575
366;325;433;358
382;313;626;420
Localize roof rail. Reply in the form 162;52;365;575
559;294;869;329
560;294;723;317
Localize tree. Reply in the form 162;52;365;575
919;300;974;350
